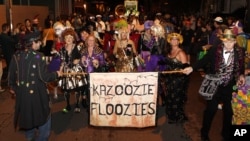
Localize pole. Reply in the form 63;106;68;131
9;0;13;34
5;0;13;34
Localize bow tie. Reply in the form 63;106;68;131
225;51;233;54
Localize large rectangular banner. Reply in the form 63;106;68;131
89;72;158;128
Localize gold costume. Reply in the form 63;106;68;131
115;46;135;72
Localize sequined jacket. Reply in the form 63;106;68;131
81;46;105;73
193;44;245;83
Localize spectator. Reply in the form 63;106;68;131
0;23;18;72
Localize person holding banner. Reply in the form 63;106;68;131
58;28;85;113
161;33;190;124
81;35;106;108
183;29;245;141
113;27;137;72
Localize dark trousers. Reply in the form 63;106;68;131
201;81;234;140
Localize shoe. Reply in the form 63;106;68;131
62;106;71;113
74;107;80;113
0;89;5;93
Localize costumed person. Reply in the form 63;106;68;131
230;20;250;67
145;23;167;72
58;28;86;113
47;21;66;99
113;25;137;72
53;21;66;52
161;33;190;123
8;31;62;141
183;29;245;141
81;35;106;108
137;20;154;72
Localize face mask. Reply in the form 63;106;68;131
54;25;65;36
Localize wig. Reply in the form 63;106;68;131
150;24;165;38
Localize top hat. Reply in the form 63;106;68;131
167;33;183;44
220;29;236;41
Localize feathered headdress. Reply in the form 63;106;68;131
113;19;128;30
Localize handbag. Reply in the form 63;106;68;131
198;74;221;100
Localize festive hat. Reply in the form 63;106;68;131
144;20;154;30
220;29;236;41
167;33;183;44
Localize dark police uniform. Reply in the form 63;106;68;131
8;35;59;129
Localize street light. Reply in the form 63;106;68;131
83;3;87;14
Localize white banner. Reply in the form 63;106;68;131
89;72;158;128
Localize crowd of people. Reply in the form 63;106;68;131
0;10;249;141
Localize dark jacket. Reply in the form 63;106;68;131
8;49;58;129
0;32;18;69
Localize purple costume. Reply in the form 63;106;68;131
144;37;167;72
81;46;106;73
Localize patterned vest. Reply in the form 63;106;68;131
219;51;234;86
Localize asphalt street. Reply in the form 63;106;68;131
0;70;223;141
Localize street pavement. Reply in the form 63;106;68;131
0;70;223;141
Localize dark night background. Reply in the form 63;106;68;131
2;0;201;15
